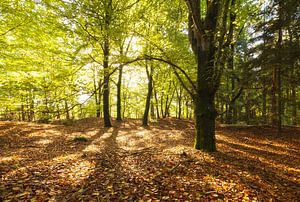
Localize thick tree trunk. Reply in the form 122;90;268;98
186;0;225;151
193;42;217;151
116;65;123;121
194;93;216;151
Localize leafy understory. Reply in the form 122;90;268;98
0;118;299;201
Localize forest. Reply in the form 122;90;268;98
0;0;299;201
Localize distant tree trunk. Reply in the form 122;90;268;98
245;92;251;125
291;85;297;125
164;95;169;118
160;93;165;118
154;88;160;119
65;100;70;120
142;62;153;126
93;66;101;118
116;65;123;121
227;45;236;124
276;9;283;135
185;99;189;119
175;86;183;119
56;104;60;119
21;102;26;121
150;99;155;119
271;69;277;125
262;86;267;124
29;93;34;121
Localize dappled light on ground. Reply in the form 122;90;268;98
0;118;299;201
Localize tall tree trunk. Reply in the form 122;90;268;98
93;66;101;118
151;99;155;119
194;92;216;151
142;62;153;126
227;44;236;124
291;85;297;125
185;0;227;151
116;65;123;121
161;93;165;118
176;86;183;119
65;100;70;120
102;0;112;127
21;104;25;121
154;88;160;119
271;69;277;125
277;18;283;135
29;93;34;121
262;86;267;124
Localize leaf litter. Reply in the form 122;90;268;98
0;118;299;201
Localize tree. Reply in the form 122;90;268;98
185;0;235;151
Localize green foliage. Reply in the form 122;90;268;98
0;0;298;126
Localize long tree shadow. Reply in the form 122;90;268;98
55;122;144;201
207;149;300;201
1;119;299;201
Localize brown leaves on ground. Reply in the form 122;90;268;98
0;118;299;201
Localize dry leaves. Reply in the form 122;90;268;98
0;118;299;201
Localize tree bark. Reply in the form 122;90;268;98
103;42;112;127
185;0;224;152
154;87;160;119
194;92;216;151
116;65;123;121
142;62;153;126
291;85;297;125
102;0;112;127
262;86;267;124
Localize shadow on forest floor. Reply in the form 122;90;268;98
0;118;299;201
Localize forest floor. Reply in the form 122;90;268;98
0;118;299;201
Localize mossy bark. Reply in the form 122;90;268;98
194;94;216;151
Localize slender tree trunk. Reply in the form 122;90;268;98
142;63;153;126
102;0;112;127
161;94;165;118
262;86;267;124
277;18;283;135
291;85;297;125
177;88;183;119
29;93;34;121
56;104;60;119
103;40;112;127
154;88;160;119
151;99;155;119
271;69;277;125
116;65;123;121
93;66;101;118
65;100;70;120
